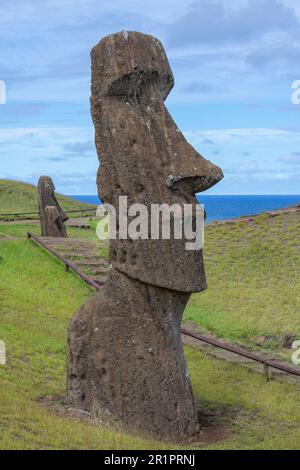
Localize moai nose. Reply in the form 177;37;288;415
179;148;224;194
164;120;224;195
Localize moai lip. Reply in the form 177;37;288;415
38;175;68;238
67;31;223;441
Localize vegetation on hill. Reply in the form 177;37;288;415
0;179;96;214
0;239;299;449
185;210;300;360
1;208;299;360
0;204;299;449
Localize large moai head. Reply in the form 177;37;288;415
91;31;223;292
38;176;68;237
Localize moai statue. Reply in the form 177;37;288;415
38;176;68;237
67;31;223;440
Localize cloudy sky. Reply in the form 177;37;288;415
1;0;300;195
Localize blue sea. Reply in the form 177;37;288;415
69;195;300;223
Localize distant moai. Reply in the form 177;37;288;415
67;31;223;440
38;176;68;237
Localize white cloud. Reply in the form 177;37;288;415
1;0;299;104
0;126;99;193
279;152;300;165
0;1;299;194
167;0;299;47
184;128;300;145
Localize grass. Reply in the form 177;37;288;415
184;211;300;359
0;179;96;214
0;233;299;448
2;210;299;358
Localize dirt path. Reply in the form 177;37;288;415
40;237;109;286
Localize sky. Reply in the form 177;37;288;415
1;0;300;195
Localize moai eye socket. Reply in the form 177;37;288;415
108;73;144;103
107;71;170;104
91;31;174;103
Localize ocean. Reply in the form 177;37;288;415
69;195;300;223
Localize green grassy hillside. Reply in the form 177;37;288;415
0;238;299;449
1;206;299;360
0;202;300;448
0;179;96;214
184;210;300;359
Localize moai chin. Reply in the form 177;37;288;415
38;176;68;237
67;31;223;440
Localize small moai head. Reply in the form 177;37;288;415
91;31;223;292
38;176;68;237
38;175;55;199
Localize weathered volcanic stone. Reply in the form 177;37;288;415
67;31;223;440
38;176;68;237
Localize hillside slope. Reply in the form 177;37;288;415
185;209;300;358
0;179;96;214
0;238;299;449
